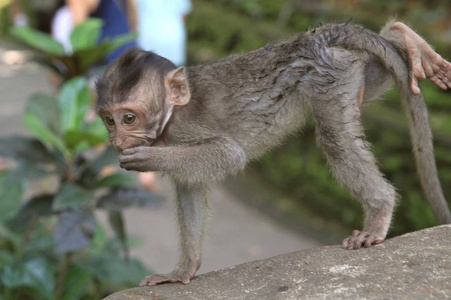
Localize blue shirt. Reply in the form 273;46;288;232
92;0;136;63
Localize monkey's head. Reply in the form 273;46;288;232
96;49;191;151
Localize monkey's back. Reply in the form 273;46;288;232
183;34;314;158
181;23;391;159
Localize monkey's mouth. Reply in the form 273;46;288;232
112;135;154;151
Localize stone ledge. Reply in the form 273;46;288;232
104;225;451;300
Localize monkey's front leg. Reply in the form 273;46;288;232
139;182;210;286
119;139;246;182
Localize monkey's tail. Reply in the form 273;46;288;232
399;79;451;224
328;23;451;224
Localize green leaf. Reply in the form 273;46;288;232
95;173;139;188
28;93;61;135
85;116;108;141
74;146;118;189
73;32;135;73
61;264;92;300
0;171;24;222
64;130;107;152
34;55;68;79
96;187;163;211
0;250;14;268
88;225;108;255
108;211;128;257
0;224;21;253
22;235;54;256
70;18;103;52
74;44;110;73
9;194;53;231
1;257;55;299
0;136;60;165
104;33;137;54
9;26;65;56
0;136;62;182
58;78;92;134
53;183;93;211
87;256;149;286
73;140;91;154
73;157;99;190
67;116;108;152
24;113;67;156
3;162;54;185
53;209;96;253
90;146;119;174
24;114;67;156
24;94;67;154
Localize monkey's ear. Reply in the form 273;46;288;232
164;67;191;106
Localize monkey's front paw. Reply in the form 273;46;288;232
342;230;384;250
119;147;158;172
139;271;193;286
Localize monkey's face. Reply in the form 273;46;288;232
96;59;189;152
99;103;170;151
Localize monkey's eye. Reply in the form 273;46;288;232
104;116;115;126
123;113;136;125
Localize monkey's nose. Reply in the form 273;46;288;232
115;145;125;152
114;139;126;151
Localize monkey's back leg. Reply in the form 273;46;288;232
308;55;397;249
362;60;394;103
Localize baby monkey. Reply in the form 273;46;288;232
96;21;451;286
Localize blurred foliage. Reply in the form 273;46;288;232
8;18;135;82
187;0;451;237
0;0;57;34
0;78;162;299
0;3;156;296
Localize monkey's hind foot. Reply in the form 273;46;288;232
139;270;194;286
342;230;385;250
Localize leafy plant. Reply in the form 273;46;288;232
0;78;161;299
8;18;135;81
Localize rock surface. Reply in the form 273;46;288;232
104;225;451;300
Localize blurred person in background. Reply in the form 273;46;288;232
51;0;137;62
51;0;72;53
10;0;29;27
135;0;192;66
